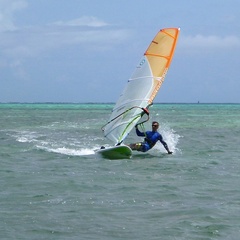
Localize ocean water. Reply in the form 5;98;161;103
1;103;240;240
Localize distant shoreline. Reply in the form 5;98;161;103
0;102;240;105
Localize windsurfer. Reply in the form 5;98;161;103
129;121;173;154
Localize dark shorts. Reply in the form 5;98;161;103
136;142;151;152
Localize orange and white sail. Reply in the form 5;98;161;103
103;28;180;144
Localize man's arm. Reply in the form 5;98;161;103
135;125;145;137
159;137;173;154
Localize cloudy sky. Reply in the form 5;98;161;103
0;0;239;103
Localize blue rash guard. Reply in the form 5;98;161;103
136;128;169;152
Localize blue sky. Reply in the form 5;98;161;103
0;0;239;103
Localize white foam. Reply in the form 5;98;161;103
36;145;96;156
17;137;30;143
153;125;181;154
12;131;39;143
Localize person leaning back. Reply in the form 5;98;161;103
129;121;173;154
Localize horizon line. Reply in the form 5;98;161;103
0;102;240;105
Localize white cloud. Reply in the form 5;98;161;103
1;24;131;60
181;34;240;49
0;15;132;75
0;0;27;31
52;16;109;27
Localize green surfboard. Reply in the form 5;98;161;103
96;145;132;160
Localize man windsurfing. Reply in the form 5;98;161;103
129;121;173;154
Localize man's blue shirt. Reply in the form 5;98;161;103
136;128;168;152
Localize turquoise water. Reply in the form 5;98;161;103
1;103;240;239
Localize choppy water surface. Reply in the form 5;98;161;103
1;103;240;239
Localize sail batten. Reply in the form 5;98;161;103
112;99;150;110
102;28;180;145
145;52;170;60
129;76;153;80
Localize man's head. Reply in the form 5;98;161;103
152;121;159;130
